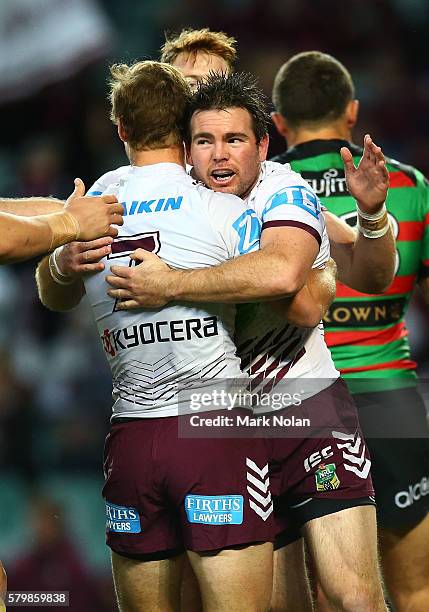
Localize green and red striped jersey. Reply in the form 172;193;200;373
271;139;429;392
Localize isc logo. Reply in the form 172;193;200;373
304;445;333;472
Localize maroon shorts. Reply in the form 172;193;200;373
269;379;375;534
103;412;276;558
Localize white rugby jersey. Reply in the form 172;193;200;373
88;160;339;405
237;161;339;404
85;163;260;419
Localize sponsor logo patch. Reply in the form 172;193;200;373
315;463;340;492
264;185;322;219
106;502;141;533
185;495;243;525
232;209;261;254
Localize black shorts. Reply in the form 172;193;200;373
354;386;429;530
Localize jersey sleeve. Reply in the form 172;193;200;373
255;175;325;249
205;192;261;259
87;166;129;196
87;173;111;196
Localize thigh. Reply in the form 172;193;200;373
180;557;202;612
379;513;429;601
187;542;273;612
272;539;314;612
111;550;185;612
303;505;381;598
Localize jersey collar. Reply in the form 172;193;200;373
130;162;187;176
285;139;362;160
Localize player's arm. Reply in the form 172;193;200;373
0;196;64;216
335;134;396;293
36;236;113;311
36;254;85;311
106;224;319;308
270;258;337;327
0;179;122;263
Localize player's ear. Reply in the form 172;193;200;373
117;119;128;143
185;140;193;166
258;133;269;162
271;112;289;138
345;99;359;129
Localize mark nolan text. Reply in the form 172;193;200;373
189;414;311;427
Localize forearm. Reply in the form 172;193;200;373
325;209;396;293
0;211;80;263
270;262;337;327
0;197;64;216
36;255;85;311
333;227;395;293
169;247;305;303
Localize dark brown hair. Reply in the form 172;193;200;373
272;51;355;127
187;71;270;143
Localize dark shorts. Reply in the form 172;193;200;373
269;379;375;542
102;412;276;558
354;386;429;530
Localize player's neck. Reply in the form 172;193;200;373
128;144;185;168
286;125;352;148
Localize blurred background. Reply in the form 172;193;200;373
0;0;429;609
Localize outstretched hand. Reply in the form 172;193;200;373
341;134;389;214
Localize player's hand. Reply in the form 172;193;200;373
341;134;389;214
106;248;176;308
64;178;124;240
56;237;113;278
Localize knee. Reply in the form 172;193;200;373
325;580;385;612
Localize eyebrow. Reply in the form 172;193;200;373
192;131;249;141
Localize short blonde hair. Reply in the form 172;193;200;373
109;60;191;150
160;28;237;69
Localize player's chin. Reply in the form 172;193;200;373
207;175;239;194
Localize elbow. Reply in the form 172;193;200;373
358;269;395;295
270;272;305;299
291;310;321;329
302;308;323;328
0;246;18;264
369;281;393;295
341;265;395;295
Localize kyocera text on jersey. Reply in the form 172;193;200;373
121;196;183;215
